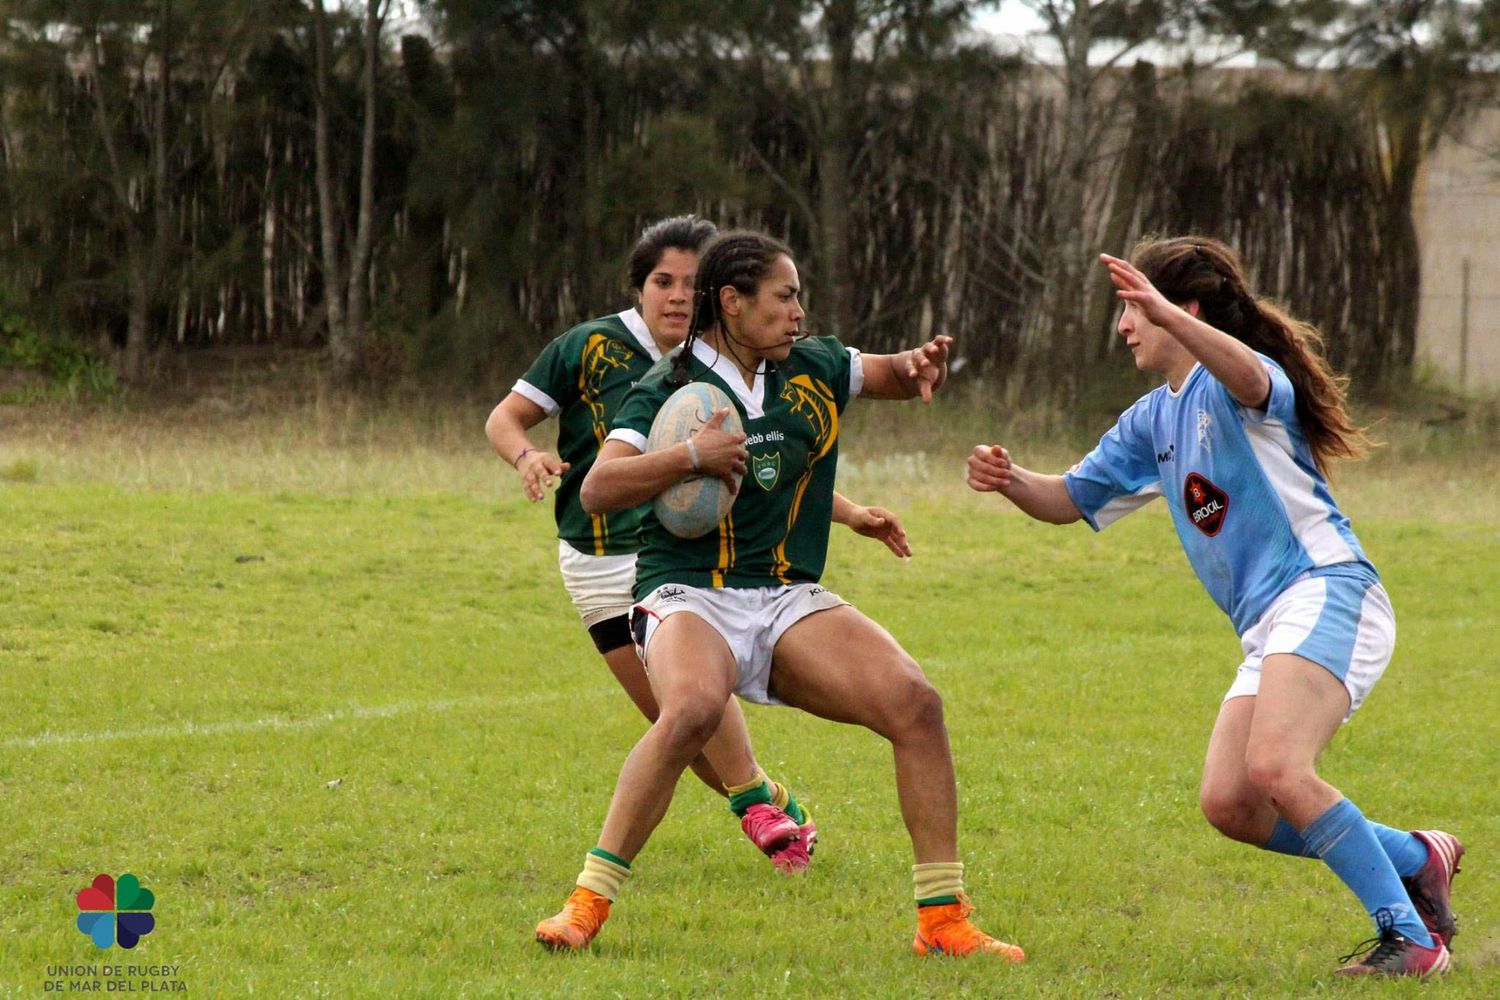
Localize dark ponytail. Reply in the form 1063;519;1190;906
1129;234;1372;475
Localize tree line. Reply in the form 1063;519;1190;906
0;0;1495;395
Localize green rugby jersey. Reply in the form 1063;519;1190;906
609;335;861;598
512;309;663;556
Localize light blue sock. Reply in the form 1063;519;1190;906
1264;818;1428;877
1301;799;1434;947
1264;818;1318;857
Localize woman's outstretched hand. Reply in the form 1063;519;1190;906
966;444;1012;493
906;334;952;403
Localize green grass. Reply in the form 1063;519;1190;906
1;398;1497;997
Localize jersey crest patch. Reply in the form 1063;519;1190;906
1184;472;1228;536
751;451;781;491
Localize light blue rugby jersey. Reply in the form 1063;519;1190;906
1063;355;1376;635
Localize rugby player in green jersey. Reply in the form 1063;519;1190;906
534;230;1025;961
487;217;912;875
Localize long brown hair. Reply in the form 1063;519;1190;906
1128;234;1371;474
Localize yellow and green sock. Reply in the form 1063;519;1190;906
724;774;773;817
577;847;631;901
725;772;807;824
769;780;807;825
914;861;964;907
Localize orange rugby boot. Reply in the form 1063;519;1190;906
913;894;1025;962
535;886;611;951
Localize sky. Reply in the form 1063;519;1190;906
974;1;1047;40
385;1;1258;68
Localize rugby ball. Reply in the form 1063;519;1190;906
647;382;743;538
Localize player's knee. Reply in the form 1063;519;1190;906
1199;786;1261;842
655;700;724;752
1243;748;1306;804
884;670;944;738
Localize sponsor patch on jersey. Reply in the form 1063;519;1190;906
751;451;781;491
1184;472;1228;536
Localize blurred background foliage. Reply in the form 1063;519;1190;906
0;0;1496;399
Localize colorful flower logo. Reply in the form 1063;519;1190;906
76;873;156;949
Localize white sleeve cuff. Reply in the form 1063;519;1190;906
606;428;648;453
846;348;864;399
512;379;560;417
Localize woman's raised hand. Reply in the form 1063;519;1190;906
1100;253;1180;328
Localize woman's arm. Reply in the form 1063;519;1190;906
579;408;749;515
857;335;952;403
485;393;568;502
966;444;1082;524
1101;254;1270;409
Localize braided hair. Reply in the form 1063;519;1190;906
626;214;717;292
667;230;793;387
1128;234;1371;474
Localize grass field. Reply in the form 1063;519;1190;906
2;395;1497;997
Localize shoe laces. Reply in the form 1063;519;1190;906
743;803;796;845
1339;907;1401;966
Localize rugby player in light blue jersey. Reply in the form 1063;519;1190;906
966;235;1462;979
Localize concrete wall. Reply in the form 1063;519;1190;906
1415;107;1500;391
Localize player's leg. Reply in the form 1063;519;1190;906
708;694;810;871
570;547;734;796
537;612;738;950
768;603;1023;961
598;634;728;795
1233;576;1461;968
1203;662;1458;890
607;600;808;866
1248;652;1445;975
595;613;740;858
1200;694;1280;845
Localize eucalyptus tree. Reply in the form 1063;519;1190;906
1244;0;1500;378
408;0;754;371
1010;0;1296;397
693;0;986;341
0;0;271;378
310;0;387;383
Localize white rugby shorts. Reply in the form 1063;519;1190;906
1224;571;1395;720
556;541;636;628
631;582;848;705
